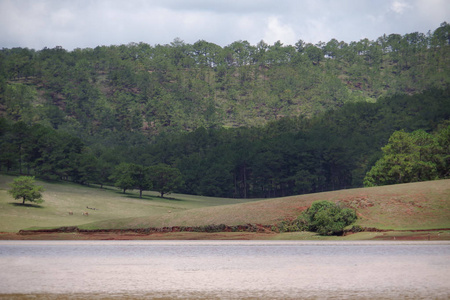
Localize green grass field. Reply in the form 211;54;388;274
1;174;449;234
0;174;261;232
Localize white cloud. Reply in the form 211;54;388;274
415;0;450;23
297;17;335;45
263;17;297;45
51;8;75;27
0;0;448;50
390;0;411;14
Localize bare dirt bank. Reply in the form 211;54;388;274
1;224;276;240
1;227;449;241
0;231;275;240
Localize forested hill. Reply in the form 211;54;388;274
1;23;449;138
0;23;449;199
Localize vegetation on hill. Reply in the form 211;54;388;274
0;174;260;233
1;175;448;234
1;89;448;197
78;179;450;232
1;23;449;134
0;23;449;198
364;125;450;186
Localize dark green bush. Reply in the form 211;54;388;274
350;225;364;233
274;201;357;235
303;200;357;236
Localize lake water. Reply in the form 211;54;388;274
0;241;449;299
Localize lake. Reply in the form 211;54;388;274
0;241;449;299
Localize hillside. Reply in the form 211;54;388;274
1;23;450;200
85;179;450;231
1;23;449;137
0;174;260;233
1;88;449;199
1;174;449;237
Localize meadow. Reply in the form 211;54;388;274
0;174;449;239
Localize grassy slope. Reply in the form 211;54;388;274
88;179;450;231
0;174;260;232
1;174;449;232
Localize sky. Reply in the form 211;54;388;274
1;0;449;50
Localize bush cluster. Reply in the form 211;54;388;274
276;200;357;236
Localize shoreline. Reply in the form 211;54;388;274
1;229;449;241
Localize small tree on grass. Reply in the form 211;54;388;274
8;176;45;205
131;164;152;198
148;163;183;198
109;163;136;194
109;163;152;198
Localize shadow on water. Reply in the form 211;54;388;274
8;202;44;208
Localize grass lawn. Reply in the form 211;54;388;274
1;174;449;236
0;174;259;232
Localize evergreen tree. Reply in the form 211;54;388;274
364;129;447;186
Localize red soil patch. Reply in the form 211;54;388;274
0;231;275;240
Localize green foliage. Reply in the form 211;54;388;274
276;216;309;233
8;176;45;205
2;83;36;122
1;24;449;137
302;201;357;236
148;163;183;197
275;200;357;235
109;163;137;194
364;126;449;186
131;164;153;198
0;86;448;198
350;225;364;233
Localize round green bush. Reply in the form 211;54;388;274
303;200;357;236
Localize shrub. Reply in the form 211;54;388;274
276;216;309;233
350;225;364;233
302;200;357;236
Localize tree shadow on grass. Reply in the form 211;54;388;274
120;193;183;202
9;202;44;208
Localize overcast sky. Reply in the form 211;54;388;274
1;0;449;50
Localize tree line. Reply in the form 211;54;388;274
1;88;449;198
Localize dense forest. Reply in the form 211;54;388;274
0;22;449;198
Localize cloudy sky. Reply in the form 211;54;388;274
1;0;449;50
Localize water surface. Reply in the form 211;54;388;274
0;241;449;299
